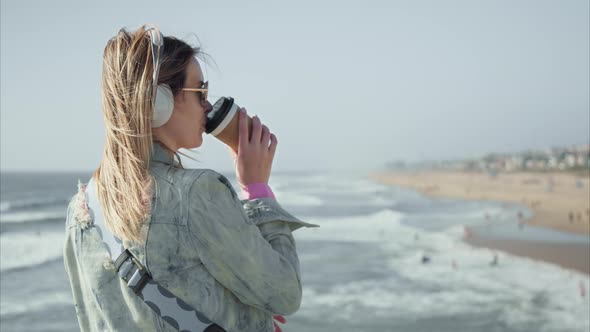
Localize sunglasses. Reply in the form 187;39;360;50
181;81;209;105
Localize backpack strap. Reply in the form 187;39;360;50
85;178;225;332
114;249;151;295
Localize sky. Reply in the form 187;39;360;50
1;0;589;173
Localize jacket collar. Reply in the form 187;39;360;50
151;142;181;167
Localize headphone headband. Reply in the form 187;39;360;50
145;24;164;110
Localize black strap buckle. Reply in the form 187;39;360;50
114;249;152;295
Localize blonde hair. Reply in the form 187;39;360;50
94;25;199;245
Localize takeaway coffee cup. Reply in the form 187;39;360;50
205;97;252;152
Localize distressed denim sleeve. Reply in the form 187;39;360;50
186;171;317;315
63;227;89;330
241;197;319;279
63;198;93;331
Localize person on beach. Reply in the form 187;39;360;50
490;253;498;266
63;25;316;331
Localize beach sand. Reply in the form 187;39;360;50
466;236;590;275
371;171;590;234
371;170;590;274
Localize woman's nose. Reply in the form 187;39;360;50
204;101;213;114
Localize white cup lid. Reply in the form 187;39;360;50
210;102;239;136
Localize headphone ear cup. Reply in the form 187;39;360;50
152;84;174;128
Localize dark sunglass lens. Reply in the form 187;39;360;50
202;82;208;103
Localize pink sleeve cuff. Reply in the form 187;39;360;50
241;183;276;200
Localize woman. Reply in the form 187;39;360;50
63;25;316;332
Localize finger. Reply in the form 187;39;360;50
273;315;286;324
238;108;249;149
250;115;262;144
269;133;278;156
261;125;271;147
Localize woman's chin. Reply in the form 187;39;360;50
191;136;203;148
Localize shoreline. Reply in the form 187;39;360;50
371;170;590;275
466;236;590;275
371;170;590;235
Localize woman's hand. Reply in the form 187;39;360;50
232;108;277;188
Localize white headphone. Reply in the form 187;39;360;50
146;25;174;128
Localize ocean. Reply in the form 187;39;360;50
1;171;589;332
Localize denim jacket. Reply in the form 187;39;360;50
63;143;318;331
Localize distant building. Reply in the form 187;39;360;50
384;143;590;173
